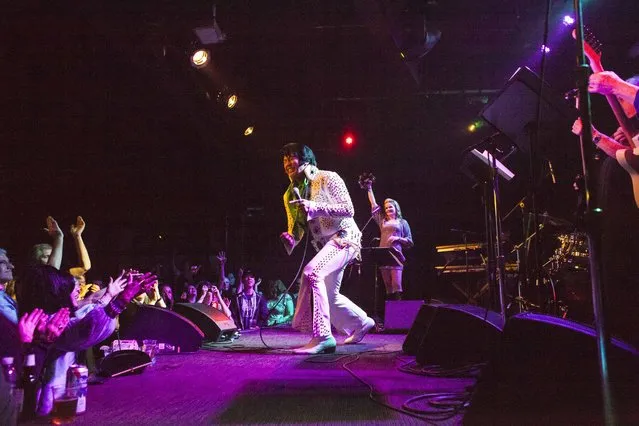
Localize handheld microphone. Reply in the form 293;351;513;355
292;187;302;200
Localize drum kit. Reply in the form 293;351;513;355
513;212;592;321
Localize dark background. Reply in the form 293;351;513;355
3;0;639;303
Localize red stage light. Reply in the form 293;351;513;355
343;134;354;146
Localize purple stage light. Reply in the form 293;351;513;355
563;15;575;26
541;45;551;53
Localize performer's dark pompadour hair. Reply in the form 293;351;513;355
280;143;317;167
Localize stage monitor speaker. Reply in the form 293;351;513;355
465;312;639;425
403;304;504;367
98;350;152;377
173;303;237;342
118;304;204;353
384;300;424;333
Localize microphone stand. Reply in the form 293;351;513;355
573;1;614;423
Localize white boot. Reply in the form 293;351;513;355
293;335;337;354
344;317;375;344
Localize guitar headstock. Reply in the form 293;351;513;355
572;26;603;72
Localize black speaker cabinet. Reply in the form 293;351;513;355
173;303;237;342
384;300;424;333
403;303;504;366
98;350;152;377
465;312;639;425
118;304;204;352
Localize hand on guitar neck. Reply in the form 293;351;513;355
574;28;639;147
571;27;639;209
588;71;639;114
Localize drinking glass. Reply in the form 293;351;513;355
51;385;79;424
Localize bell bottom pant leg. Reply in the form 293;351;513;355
302;241;368;338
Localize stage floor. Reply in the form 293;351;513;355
43;328;473;425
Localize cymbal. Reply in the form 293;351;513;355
528;212;573;228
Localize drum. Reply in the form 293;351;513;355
553;232;589;272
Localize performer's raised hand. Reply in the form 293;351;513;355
358;172;376;190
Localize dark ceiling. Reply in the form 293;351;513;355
3;0;639;281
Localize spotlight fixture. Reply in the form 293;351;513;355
562;15;575;26
190;49;210;68
541;45;551;53
216;89;238;109
244;126;254;136
226;94;238;109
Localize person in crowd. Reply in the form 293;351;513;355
172;252;202;290
204;285;233;318
235;267;262;295
196;281;212;303
280;143;374;354
76;276;101;301
31;216;64;269
159;284;175;310
230;269;268;330
363;177;414;300
16;265;155;415
134;280;166;308
180;284;198;303
0;249;17;324
0;307;69;425
265;279;294;326
215;251;234;302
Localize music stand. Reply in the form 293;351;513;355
461;149;516;184
480;66;578;153
480;66;578;317
361;247;404;320
461;142;516;318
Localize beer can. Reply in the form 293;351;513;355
66;364;88;414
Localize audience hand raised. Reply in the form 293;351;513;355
216;251;227;265
70;216;86;237
120;271;157;303
107;271;128;298
44;216;63;238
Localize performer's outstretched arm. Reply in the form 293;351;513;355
366;184;380;214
